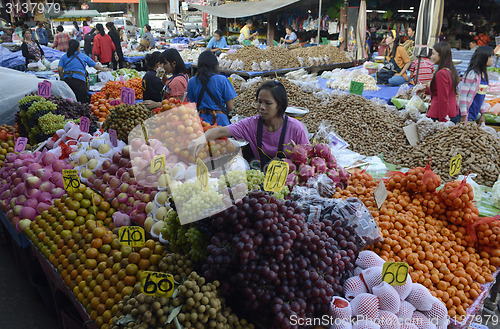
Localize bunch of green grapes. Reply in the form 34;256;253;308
218;169;264;192
38;112;66;135
26;100;57;118
18;95;44;110
172;181;203;205
161;210;181;248
186;226;208;261
178;189;224;223
28;126;42;144
272;185;290;200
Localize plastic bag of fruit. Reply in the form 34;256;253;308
306;173;337;198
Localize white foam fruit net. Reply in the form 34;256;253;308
411;310;436;329
397;300;416;321
356;250;386;269
378;310;401;329
330;296;352;320
352;319;381;329
344;275;368;300
333;320;353;329
400;323;419;329
372;281;401;314
406;283;434;312
350;293;380;320
354;266;364;276
393;273;413;300
422;297;449;328
360;266;383;293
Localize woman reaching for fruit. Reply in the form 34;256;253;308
189;80;309;170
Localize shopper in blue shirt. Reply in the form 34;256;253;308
187;51;237;126
58;39;110;103
33;22;49;46
206;30;227;57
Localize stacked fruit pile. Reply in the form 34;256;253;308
90;98;117;122
152;97;184;114
124;78;143;100
0;125;18;168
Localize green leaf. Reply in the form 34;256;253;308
174;317;184;329
115;314;135;325
172;288;179;299
167;305;182;324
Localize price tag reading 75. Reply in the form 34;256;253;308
140;271;174;297
62;169;81;193
118;226;145;247
263;160;289;193
382;262;409;286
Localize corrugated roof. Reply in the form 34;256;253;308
190;0;301;18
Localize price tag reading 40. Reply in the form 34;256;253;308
196;158;209;191
150;155;165;174
62;169;81;193
382;262;409;286
449;154;462;177
119;226;145;247
140;271;174;297
263;160;289;192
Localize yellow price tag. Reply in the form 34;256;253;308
449;154;462;177
140;271;174;297
150;155;165;174
118;226;145;247
196;158;209;191
62;169;81;193
382;262;409;286
141;122;149;143
263;160;289;192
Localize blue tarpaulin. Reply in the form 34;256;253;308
318;77;401;104
0;45;65;69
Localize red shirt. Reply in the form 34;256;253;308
92;33;116;63
410;58;434;84
426;69;458;122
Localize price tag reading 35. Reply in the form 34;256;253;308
382;262;409;286
62;169;81;193
449;154;462;176
118;226;145;247
263;160;289;192
196;158;209;191
140;271;174;297
150;155;165;174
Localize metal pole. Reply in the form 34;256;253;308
344;0;348;51
317;0;322;45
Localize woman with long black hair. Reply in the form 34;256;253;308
71;21;83;41
142;52;165;105
375;30;411;86
459;46;495;124
186;51;237;126
58;39;110;103
426;42;460;123
92;23;117;66
106;21;124;70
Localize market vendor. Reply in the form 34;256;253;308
186;51;236;126
374;30;411;86
459;46;494;124
280;26;298;46
426;42;460;123
143;24;155;50
141;52;164;104
21;30;44;67
207;30;228;57
189;80;309;170
238;20;258;44
58;39;110;103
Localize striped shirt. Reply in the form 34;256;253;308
458;71;489;116
410;58;434;84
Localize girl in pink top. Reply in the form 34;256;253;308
189;81;309;170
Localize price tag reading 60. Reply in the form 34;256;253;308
449;154;462;177
150;155;165;174
263;160;289;193
382;262;409;286
62;169;81;193
140;271;174;297
119;226;145;247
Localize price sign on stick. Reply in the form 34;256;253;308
382;262;409;286
141;122;149;143
374;180;388;209
121;87;135;105
119;226;145;247
79;116;90;133
38;80;52;98
140;271;174;297
109;129;118;147
62;169;81;193
14;137;28;153
150;155;165;174
349;81;364;96
196;158;209;191
263;160;289;192
449;154;462;177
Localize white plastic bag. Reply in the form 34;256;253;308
457;174;483;202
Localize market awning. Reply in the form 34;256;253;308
189;0;301;18
45;10;101;20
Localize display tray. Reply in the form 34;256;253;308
0;210;30;248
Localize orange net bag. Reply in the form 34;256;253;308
360;267;383;293
378;310;401;329
406;283;434;312
373;282;401;313
330;296;352;320
422;297;449;328
466;212;500;251
411;311;435;329
350;293;380;320
397;300;416;321
393;273;413;300
344;275;368;300
421;159;441;193
352;319;381;329
356;251;386;269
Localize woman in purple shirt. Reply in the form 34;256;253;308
189;81;309;170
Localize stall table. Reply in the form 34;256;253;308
317;77;401;103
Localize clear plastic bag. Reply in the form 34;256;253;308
395;84;412;98
314;120;349;149
407;95;426;113
480;124;498;138
251;62;260;71
306;173;337;197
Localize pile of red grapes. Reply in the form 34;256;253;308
202;190;361;329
